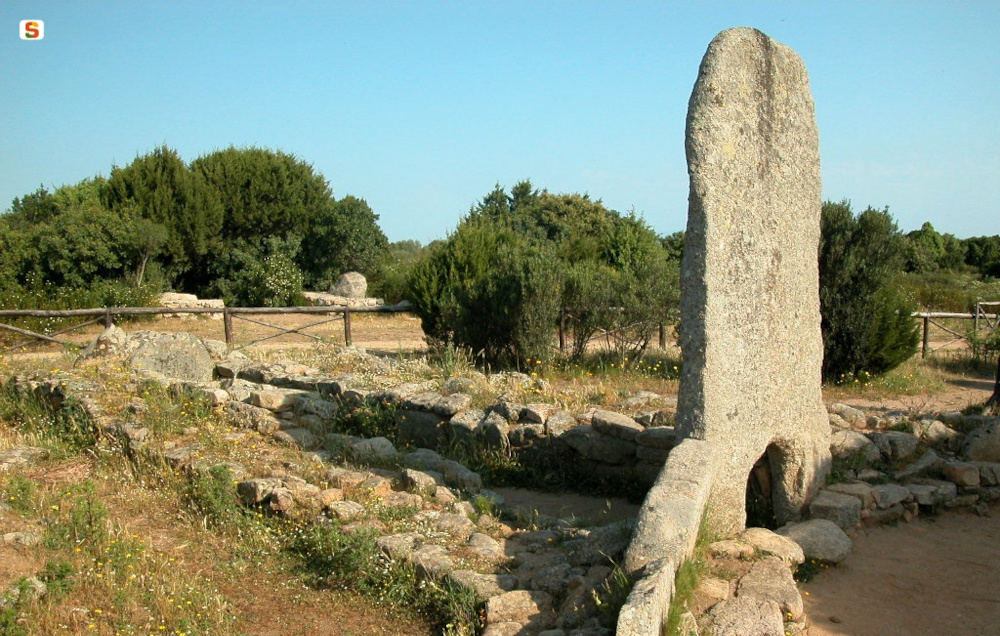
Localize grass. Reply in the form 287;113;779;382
0;359;449;636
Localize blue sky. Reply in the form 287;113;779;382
2;1;997;244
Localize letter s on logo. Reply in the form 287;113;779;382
20;20;44;40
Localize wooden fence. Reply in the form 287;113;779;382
0;303;413;350
913;303;1000;358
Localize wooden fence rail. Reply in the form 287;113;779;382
912;309;999;358
0;303;414;350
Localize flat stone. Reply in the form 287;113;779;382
737;557;804;621
349;437;399;463
558;425;636;465
809;490;862;529
448;570;517;602
2;531;42;546
545;411;577;437
708;595;784;636
272;427;320;449
412;544;456;577
893;450;942;481
402;391;443;412
402;468;443;495
739;527;804;565
829;403;867;428
863;502;905;527
825;482;877;510
942;461;981;487
325;500;366;522
776;519;852;563
906;480;957;506
591;410;644;441
709;539;755;560
436;512;476;537
635;426;678;449
433;393;472;417
520;403;555;424
830;430;881;462
377;532;423;561
486;590;555;631
872;483;913;509
912;419;960;446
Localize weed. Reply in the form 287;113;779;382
595;562;633;621
471;494;497;519
44;480;107;550
335;400;400;441
3;475;37;515
184;464;245;529
794;558;828;583
0;386;97;456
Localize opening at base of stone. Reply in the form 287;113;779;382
745;446;778;529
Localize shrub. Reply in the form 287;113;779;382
209;234;306;307
408;219;563;368
819;201;919;381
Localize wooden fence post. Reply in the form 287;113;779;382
224;309;234;348
659;323;666;349
559;309;566;353
922;315;930;359
344;308;352;346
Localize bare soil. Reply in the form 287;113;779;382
802;505;1000;636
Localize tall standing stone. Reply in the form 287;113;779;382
677;27;830;531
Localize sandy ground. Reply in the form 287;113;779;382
802;505;1000;636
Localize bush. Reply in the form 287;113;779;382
209;234;306;307
819;201;919;381
408;219;563;368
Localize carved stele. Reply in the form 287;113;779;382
678;27;830;531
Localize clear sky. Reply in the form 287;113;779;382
2;1;997;244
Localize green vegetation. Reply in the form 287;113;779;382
1;145;389;313
408;181;681;369
819;201;921;382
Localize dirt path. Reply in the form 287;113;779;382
802;506;1000;636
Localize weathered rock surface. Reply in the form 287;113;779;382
329;271;368;298
677;26;829;530
776;519;852;563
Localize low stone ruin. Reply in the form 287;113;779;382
5;326;1000;634
157;293;225;320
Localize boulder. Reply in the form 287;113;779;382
128;331;216;383
77;324;130;360
830;430;881;463
329;271;367;298
961;420;1000;462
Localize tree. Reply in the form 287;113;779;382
103;145;223;289
299;195;389;289
819;200;919;381
408;182;681;369
191;146;333;241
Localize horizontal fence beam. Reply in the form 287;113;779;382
0;302;413;319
